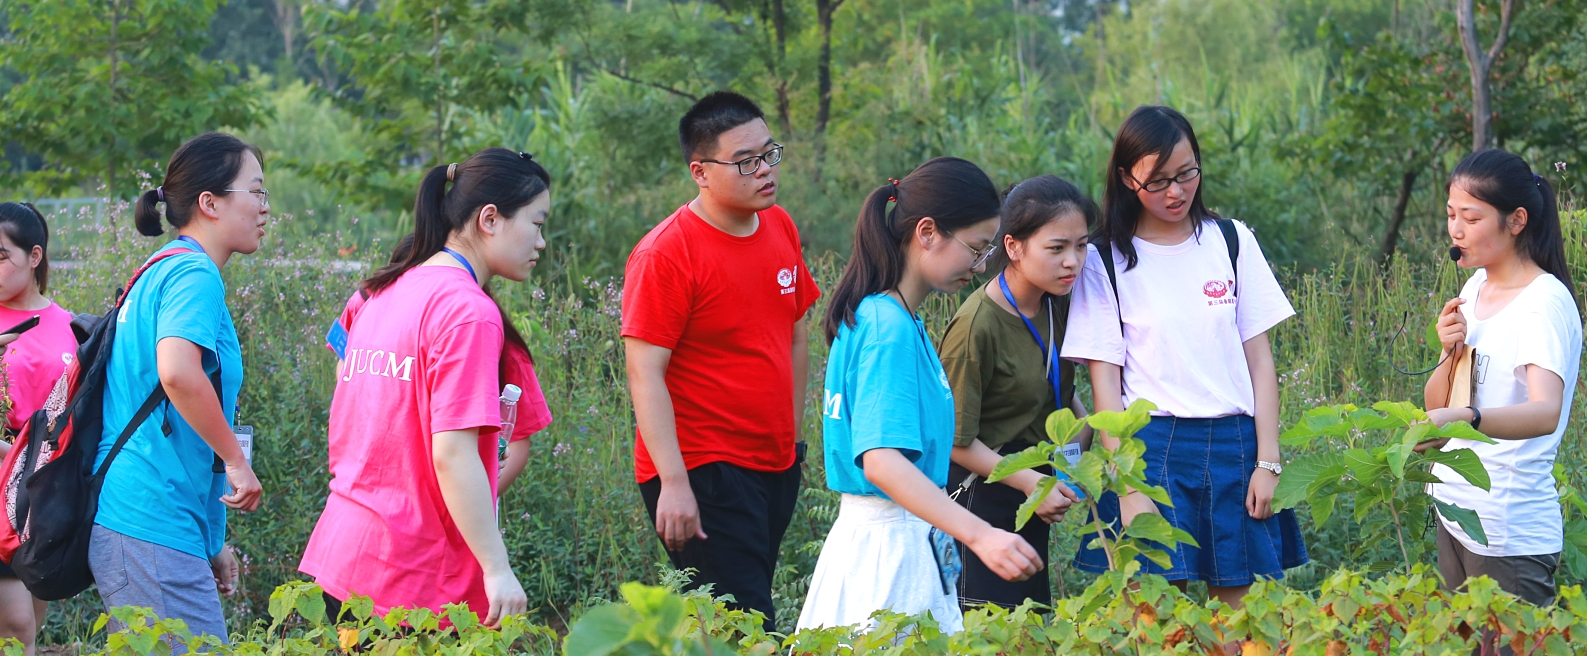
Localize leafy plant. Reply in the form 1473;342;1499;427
1274;401;1495;571
989;398;1199;575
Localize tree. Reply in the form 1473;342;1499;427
814;0;844;168
0;0;264;198
300;0;541;210
1455;0;1517;152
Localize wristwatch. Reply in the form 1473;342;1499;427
1256;460;1283;476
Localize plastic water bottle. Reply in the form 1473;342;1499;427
499;384;522;457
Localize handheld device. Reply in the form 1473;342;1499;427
1;315;40;337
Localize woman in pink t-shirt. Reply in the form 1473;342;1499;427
0;202;76;656
300;149;551;628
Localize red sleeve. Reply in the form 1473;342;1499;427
620;247;692;350
425;320;504;435
503;344;552;442
783;214;822;316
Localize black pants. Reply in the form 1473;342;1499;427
638;443;805;632
949;459;1052;610
1437;523;1559;606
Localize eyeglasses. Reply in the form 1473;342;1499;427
223;188;270;210
1130;166;1201;193
698;144;784;176
950;233;999;268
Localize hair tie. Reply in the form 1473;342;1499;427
1534;173;1544;185
156;186;165;203
519;151;535;161
887;177;900;203
446;163;458;182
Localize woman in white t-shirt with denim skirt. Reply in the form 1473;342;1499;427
1422;149;1581;606
1061;106;1307;608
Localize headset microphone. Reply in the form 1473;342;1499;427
1449;246;1462;262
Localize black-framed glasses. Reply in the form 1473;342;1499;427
950;233;999;268
223;188;270;209
698;144;784;176
1131;166;1201;193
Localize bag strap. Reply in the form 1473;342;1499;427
1095;219;1242;327
92;386;169;480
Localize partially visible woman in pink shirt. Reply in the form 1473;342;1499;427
0;202;77;656
300;149;552;628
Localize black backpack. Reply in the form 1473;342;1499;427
0;247;197;600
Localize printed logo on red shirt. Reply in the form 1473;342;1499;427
778;267;797;294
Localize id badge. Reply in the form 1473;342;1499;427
235;426;255;465
326;321;349;359
927;527;962;596
1060;442;1086;500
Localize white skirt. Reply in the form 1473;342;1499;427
796;494;964;634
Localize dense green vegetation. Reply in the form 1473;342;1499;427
3;0;1587;649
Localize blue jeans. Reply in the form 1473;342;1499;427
1075;415;1308;586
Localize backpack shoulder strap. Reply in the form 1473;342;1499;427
1095;241;1123;332
116;248;199;310
93;386;169;479
1214;218;1239;282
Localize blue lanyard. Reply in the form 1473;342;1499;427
442;247;477;282
176;235;205;254
997;273;1063;411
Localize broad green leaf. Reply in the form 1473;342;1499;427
987;443;1055;483
1428;420;1497;444
1273;453;1347;510
1310;493;1338;525
1343;448;1389;482
1418;447;1491;490
1434;499;1489;546
1385;442;1411;480
1124;512;1181;547
1045;409;1086;445
1140;546;1175;569
1120;475;1172;506
1348;407;1403;432
561;604;639;656
1372;401;1427;426
1087;399;1158;438
295;591;328;627
1013;475;1057;531
1425;319;1441;353
1070;452;1107;497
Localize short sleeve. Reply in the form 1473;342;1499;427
155;260;226;355
1232;221;1296;342
504;344;552;441
849;312;925;465
620;248;692;349
426;320;505;435
1512;285;1582;382
1061;245;1126;366
938;311;992;447
325;291;364;356
784;216;822;316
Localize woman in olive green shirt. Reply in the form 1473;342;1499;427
939;175;1097;610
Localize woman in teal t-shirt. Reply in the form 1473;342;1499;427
797;158;1042;634
89;132;268;645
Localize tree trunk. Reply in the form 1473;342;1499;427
1379;168;1420;262
1455;0;1516;152
273;0;299;77
108;0;120;199
815;0;843;174
433;7;444;165
772;0;791;136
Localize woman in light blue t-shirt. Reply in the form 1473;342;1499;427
797;158;1041;634
89;132;268;646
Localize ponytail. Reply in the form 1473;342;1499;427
1448;149;1576;307
821;156;1000;343
137;132;263;238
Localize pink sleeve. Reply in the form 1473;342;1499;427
425;320;505;435
504;345;552;441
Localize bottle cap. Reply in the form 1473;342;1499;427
501;384;522;403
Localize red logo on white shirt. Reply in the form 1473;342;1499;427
1203;280;1229;298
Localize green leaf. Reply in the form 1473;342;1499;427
1434;499;1489;546
1273;453;1347;510
1123;512;1182;547
987;443;1056;484
1069;451;1107;497
1310;493;1338;525
1120;475;1172;507
1348;407;1404;432
1343;448;1389;482
295;590;328;626
1425;318;1441;353
1418;447;1491;490
561;603;639;656
1087;399;1157;439
1013;475;1057;531
1385;442;1411;480
1372;401;1427;426
1429;420;1497;444
1045;409;1086;445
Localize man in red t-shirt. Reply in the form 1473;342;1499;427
622;91;819;630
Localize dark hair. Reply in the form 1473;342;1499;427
0;202;50;293
1449;149;1576;305
822;157;1001;343
363;148;551;363
991;175;1100;272
1097;105;1218;271
135;132;264;237
678;91;765;162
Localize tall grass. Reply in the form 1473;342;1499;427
27;203;1587;645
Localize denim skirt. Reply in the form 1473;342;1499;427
1074;415;1308;586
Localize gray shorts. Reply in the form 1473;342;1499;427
88;525;229;646
1436;523;1560;606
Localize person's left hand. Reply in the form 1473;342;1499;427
1246;469;1278;520
210;545;240;595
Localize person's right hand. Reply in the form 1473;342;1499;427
1119;490;1160;527
967;528;1043;582
481;569;528;629
220;461;263;512
1436;297;1468;354
655;480;707;552
1032;479;1079;524
0;332;19;355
